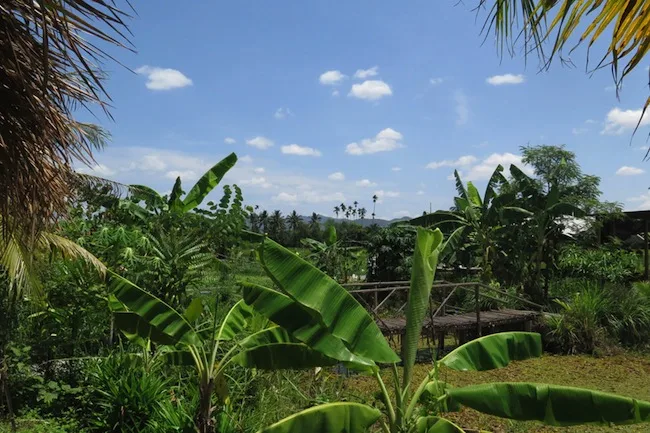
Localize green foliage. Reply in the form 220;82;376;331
301;227;364;282
366;225;417;282
87;352;171;433
557;244;641;283
546;282;650;353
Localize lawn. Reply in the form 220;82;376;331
344;352;650;433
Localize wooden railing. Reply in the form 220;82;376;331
342;280;543;337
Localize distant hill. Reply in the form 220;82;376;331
300;215;410;228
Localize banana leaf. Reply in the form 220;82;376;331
440;332;541;371
257;237;398;363
216;300;254;341
161;349;195;366
113;311;177;346
402;228;443;388
416;416;466;433
242;282;376;370
183;298;203;323
233;343;338;370
466;182;482;207
440;226;466;262
447;382;650;426
423;381;461;412
258;402;381;433
110;273;198;346
239;327;297;348
168;177;184;213
182;152;237;212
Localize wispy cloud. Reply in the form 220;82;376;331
281;144;322;157
602;107;650;135
430;77;443;85
616;166;645;176
426;155;477;170
246;136;274;149
354;66;379;79
356;179;377;187
274;108;293;119
328;172;345;181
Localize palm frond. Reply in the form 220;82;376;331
38;232;107;277
1;0;132;234
477;0;650;139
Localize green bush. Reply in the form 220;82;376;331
545;282;650;353
556;244;641;283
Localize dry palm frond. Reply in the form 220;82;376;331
0;0;132;239
477;0;650;138
0;225;107;302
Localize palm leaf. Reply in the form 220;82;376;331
453;170;468;200
256;402;381;433
402;228;443;389
483;164;506;209
182;153;237;212
440;332;542;371
39;232;107;277
113;311;178;346
447;382;650;426
257;237;399;363
168;177;184;212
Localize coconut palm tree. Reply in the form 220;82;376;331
1;1;132;236
267;210;286;243
478;0;650;135
259;210;269;233
334;206;340;218
309;212;321;238
359;208;367;220
372;195;378;220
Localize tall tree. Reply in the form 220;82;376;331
1;1;132;236
372;195;378;220
267;210;286;243
287;210;302;245
333;206;340;218
359;208;367;220
309;213;322;239
259;210;269;233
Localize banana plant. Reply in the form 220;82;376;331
127;152;238;216
410;165;530;281
243;229;650;433
108;272;337;433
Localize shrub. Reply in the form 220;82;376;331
556;244;641;283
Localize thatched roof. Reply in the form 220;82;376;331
0;0;132;238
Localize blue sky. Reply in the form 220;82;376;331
79;1;650;219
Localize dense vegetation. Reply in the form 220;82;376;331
5;1;650;432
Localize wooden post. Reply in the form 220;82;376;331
643;219;648;281
475;285;482;337
373;289;378;312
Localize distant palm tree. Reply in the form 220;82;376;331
345;209;351;219
334;206;340;218
372;194;378;220
287;210;302;244
340;203;347;216
259;210;269;233
359;208;367;220
267;210;286;242
309;212;321;229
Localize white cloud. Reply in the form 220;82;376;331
426;155;477;169
349;80;392;100
430;77;443;85
486;74;525;86
246;136;274;149
242;176;273;188
572;127;588;135
356;179;377;187
140;155;167;171
274;108;293;119
602;107;650;135
464;152;533;181
585;119;596;124
394;210;411;218
135;66;192;90
224;137;236;144
616;166;645;176
273;192;298;202
301;191;346;203
626;191;650;210
346;128;404;155
281;144;322;157
319;70;346;85
240;155;253;163
254;167;265;173
328;172;345;181
416;190;425;195
78;163;115;177
165;170;198;181
332;90;340;97
391;166;402;172
375;190;400;199
354;66;379;79
454;90;469;125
